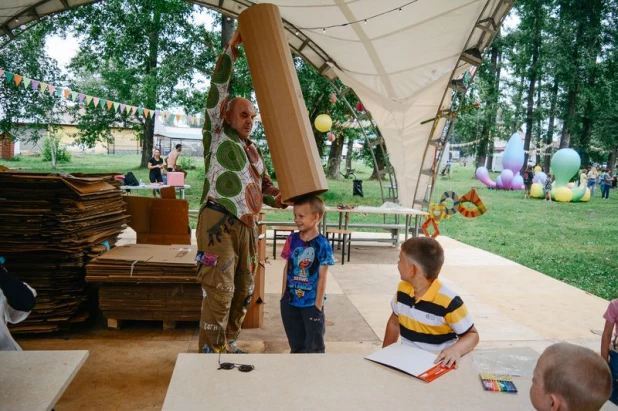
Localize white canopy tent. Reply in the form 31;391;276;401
0;0;513;208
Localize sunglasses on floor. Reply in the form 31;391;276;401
217;353;255;372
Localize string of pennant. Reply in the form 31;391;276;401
0;68;204;126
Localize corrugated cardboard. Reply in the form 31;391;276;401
124;196;190;245
239;4;328;203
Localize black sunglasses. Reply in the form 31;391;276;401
217;352;255;372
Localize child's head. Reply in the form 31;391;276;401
530;343;611;411
398;237;444;283
292;195;325;233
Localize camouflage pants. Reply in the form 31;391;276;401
196;206;256;353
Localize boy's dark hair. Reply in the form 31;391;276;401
541;343;611;410
293;195;325;218
175;144;182;149
400;237;444;280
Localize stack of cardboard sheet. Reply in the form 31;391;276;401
86;244;201;325
0;170;129;332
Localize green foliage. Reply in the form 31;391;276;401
42;138;71;163
178;155;195;170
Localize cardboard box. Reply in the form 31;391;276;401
124;196;190;245
167;172;185;187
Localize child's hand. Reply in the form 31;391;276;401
435;346;461;368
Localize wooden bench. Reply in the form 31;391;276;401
271;225;295;259
326;229;352;264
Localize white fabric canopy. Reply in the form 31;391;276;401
1;0;512;208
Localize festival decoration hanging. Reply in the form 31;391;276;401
314;114;333;132
421;189;487;238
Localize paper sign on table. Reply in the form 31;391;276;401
365;343;453;382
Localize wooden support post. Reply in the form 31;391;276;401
107;318;122;330
242;212;266;328
238;4;328;203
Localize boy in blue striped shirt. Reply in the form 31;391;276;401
383;237;479;368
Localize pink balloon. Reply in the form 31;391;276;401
475;166;496;187
500;169;514;190
533;171;547;184
496;176;503;189
511;173;524;190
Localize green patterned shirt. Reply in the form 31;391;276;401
202;46;283;228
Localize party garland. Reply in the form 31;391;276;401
422;189;487;238
0;68;203;126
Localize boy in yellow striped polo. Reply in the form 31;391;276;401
383;237;479;368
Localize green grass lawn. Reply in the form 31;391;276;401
3;154;617;300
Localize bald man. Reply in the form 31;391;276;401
196;30;286;354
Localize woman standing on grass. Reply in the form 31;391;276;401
587;166;599;196
148;149;164;197
600;168;612;199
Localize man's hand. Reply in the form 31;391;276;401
435;346;461;369
274;193;288;209
228;30;242;48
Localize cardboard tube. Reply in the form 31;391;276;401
239;3;328;203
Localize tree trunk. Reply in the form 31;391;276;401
325;133;344;179
476;40;501;170
608;147;617;173
559;21;584;149
345;134;354;171
544;79;559;173
580;98;594;166
535;80;542;165
523;6;541;173
140;8;161;168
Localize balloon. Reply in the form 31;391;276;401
500;169;514;190
581;188;591;202
314;114;332;132
475;166;496;187
571;183;587;202
550;148;581;187
533;171;547;184
496;176;503;189
356;102;364;111
511;173;524;190
554;186;573;202
329;93;337;104
502;132;525;173
530;183;544;198
534;165;542;173
327;133;336;142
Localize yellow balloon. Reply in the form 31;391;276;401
530;183;544;198
581;188;591;202
314;114;332;132
554;187;573;202
534;165;542;173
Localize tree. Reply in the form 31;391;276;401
55;0;216;167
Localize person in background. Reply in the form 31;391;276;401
580;168;588;188
0;257;36;351
587;166;599;196
530;343;611;410
148;149;165;197
166;144;182;173
601;296;618;405
544;174;553;202
600;168;612;200
523;166;534;199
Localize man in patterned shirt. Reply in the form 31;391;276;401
196;30;286;354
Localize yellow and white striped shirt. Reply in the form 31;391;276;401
391;279;474;352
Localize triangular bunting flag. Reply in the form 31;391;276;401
78;93;85;104
31;80;39;91
48;85;55;95
40;82;48;93
131;106;137;115
120;104;125;113
100;99;107;109
126;105;132;114
175;114;180;122
93;97;100;107
63;89;70;99
71;91;78;101
23;77;31;88
14;74;22;86
56;88;64;98
86;95;93;106
0;69;4;77
138;108;144;116
149;110;154;118
113;102;119;112
5;72;14;83
106;100;113;110
143;109;150;118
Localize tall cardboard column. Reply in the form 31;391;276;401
239;3;328;203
